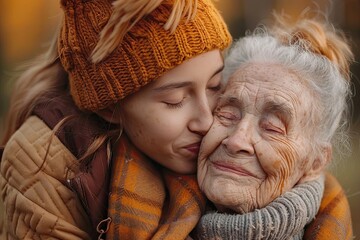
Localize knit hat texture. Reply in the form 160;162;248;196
58;0;232;111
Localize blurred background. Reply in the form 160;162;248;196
0;0;359;237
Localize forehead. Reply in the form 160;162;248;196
229;62;304;86
223;62;314;115
226;62;310;97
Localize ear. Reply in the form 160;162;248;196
299;143;332;183
96;104;122;124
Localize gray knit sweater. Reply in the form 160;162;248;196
195;175;325;240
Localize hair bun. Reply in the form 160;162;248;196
272;14;354;80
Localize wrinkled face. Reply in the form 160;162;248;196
198;62;321;213
120;50;224;174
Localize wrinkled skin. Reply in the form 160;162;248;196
198;62;329;213
99;50;224;174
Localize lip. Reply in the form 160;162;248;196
212;161;256;178
184;142;201;155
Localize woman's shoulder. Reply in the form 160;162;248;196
0;96;107;180
1;98;113;236
32;96;108;158
0;115;93;239
1;115;79;180
30;98;113;229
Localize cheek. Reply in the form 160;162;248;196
124;120;156;150
256;137;303;193
124;107;182;143
199;121;226;162
257;137;298;173
198;122;227;186
207;91;220;111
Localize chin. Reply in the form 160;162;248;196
203;180;232;205
204;181;258;214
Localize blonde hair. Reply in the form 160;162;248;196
2;27;66;145
271;14;353;81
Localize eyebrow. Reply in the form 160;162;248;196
264;101;294;120
219;96;294;119
153;65;224;92
153;81;192;92
219;95;242;107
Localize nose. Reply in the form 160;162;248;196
222;117;255;155
188;97;213;136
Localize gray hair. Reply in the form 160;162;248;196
223;28;351;157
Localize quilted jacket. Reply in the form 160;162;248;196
0;99;113;239
0;115;92;239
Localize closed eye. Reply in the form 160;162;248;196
164;100;185;109
215;104;241;125
260;119;286;135
208;84;222;92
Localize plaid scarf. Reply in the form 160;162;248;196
106;135;206;239
303;172;353;239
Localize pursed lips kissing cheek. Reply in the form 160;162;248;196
184;141;202;155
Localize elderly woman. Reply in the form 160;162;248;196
196;17;353;239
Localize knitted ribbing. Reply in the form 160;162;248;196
196;175;325;240
58;0;232;111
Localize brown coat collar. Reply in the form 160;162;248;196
33;96;112;237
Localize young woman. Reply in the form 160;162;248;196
0;0;231;239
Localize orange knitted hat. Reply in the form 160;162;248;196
58;0;232;111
